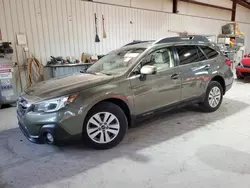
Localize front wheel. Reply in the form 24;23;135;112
237;75;244;80
200;81;223;112
82;102;128;150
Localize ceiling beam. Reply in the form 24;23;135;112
179;0;233;11
231;0;237;21
236;0;250;9
173;0;178;13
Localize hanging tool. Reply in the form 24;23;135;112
102;15;107;39
94;13;100;42
27;57;44;86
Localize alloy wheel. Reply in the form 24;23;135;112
208;86;221;108
86;112;120;144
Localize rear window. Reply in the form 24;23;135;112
200;46;218;59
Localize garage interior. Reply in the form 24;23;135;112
1;0;250;187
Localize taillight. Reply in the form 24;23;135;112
225;58;232;66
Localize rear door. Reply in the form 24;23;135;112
196;45;220;94
175;45;211;101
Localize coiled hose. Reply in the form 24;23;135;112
27;57;44;87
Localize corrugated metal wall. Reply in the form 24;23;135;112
1;0;250;91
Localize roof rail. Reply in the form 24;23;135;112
155;35;210;44
124;40;154;46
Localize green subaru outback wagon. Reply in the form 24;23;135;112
17;36;234;149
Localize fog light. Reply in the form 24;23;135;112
46;132;54;144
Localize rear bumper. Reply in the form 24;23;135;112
225;83;233;93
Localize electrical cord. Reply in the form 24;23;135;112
27;57;44;87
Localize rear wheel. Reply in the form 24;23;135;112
82;102;128;150
200;81;223;112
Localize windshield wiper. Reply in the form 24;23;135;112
100;72;112;76
80;70;97;75
80;70;112;76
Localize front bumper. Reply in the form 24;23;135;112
16;93;88;144
17;104;84;144
236;67;250;77
18;120;72;144
19;122;52;143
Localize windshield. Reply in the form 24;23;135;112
86;48;145;75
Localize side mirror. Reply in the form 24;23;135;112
140;65;156;75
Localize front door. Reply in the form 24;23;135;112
129;47;181;115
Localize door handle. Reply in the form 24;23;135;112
204;65;210;70
171;73;179;80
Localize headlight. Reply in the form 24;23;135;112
33;94;78;113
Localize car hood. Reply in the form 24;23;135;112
25;73;114;99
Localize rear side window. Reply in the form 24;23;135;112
175;46;199;65
200;46;218;59
197;47;207;61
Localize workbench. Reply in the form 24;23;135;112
45;63;93;79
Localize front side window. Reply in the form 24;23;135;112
86;48;145;75
200;46;218;59
140;47;175;72
175;45;199;65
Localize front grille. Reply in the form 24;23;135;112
244;65;250;68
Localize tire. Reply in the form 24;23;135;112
82;102;128;150
237;75;244;80
200;81;223;112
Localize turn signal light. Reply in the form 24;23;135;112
67;94;79;103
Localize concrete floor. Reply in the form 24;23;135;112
1;79;250;188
